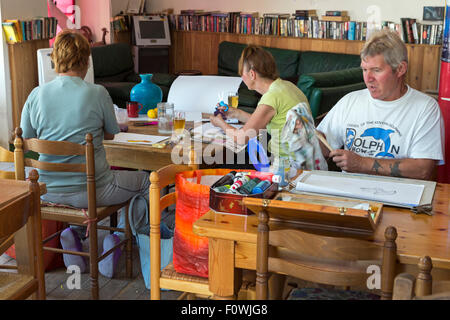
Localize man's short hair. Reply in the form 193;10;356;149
238;45;279;80
51;30;91;74
360;29;408;71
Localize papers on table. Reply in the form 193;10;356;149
110;132;169;145
292;170;433;208
191;122;247;153
127;115;157;122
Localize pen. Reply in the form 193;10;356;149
127;140;152;143
133;121;158;126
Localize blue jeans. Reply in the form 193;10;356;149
41;170;150;239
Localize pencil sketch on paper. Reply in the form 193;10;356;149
360;187;397;196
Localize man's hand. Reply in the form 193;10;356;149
329;149;369;172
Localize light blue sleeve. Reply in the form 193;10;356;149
99;87;120;135
20;89;38;138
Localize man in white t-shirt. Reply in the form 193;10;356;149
316;29;444;180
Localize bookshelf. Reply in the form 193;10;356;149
8;39;49;131
169;30;441;92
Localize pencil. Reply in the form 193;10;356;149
127;140;152;143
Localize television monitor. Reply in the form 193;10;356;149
37;48;94;85
133;15;171;46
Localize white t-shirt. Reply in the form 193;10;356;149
317;86;444;162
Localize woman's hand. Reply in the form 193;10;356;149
209;113;227;128
216;103;240;119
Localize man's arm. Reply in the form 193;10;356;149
329;149;437;180
104;132;115;140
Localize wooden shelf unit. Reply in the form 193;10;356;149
169;30;441;92
8;39;49;131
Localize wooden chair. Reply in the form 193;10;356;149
255;206;398;300
14;128;132;300
149;156;213;300
0;170;45;299
393;256;450;300
0;146;15;180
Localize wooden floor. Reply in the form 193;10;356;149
0;231;183;300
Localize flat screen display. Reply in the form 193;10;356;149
139;20;165;39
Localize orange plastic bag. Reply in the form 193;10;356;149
173;169;241;278
5;220;64;271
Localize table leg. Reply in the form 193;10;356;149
209;238;242;300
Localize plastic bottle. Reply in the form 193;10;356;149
214;185;231;193
238;178;261;194
229;175;251;191
251;180;271;194
211;171;237;188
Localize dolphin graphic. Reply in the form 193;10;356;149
360;128;395;158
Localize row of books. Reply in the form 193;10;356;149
2;17;57;44
400;18;443;45
168;13;369;41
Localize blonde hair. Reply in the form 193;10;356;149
238;45;279;80
361;29;408;72
51;30;90;73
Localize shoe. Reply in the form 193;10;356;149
60;227;87;273
99;234;122;278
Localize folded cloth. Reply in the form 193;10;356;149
281;102;328;171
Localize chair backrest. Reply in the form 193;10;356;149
256;209;398;299
393;256;450;300
0;146;15;179
149;149;198;300
14;127;97;216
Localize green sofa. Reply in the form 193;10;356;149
92;41;366;118
216;41;366;118
91;43;176;108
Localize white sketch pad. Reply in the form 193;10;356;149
110;132;168;145
167;76;242;113
294;171;427;207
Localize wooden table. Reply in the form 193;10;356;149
103;120;223;171
0;175;46;299
193;183;450;299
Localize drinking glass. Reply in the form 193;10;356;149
227;92;239;108
173;111;186;136
157;102;174;134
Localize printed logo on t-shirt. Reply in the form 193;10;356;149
346;125;399;158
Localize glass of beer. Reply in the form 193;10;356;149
227;92;239;108
173;111;186;137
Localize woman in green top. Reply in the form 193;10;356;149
209;45;310;161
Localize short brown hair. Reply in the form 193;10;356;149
361;29;408;72
51;30;91;73
238;45;279;80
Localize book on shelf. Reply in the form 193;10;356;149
325;10;348;17
321;15;350;22
2;22;20;44
263;13;290;19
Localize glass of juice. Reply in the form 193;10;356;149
227;92;239;108
173;110;186;137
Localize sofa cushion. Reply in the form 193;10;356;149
151;73;178;88
297;67;364;100
91;43;134;78
298;51;361;75
97;81;136;104
218;41;300;81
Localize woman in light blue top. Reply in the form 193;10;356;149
20;30;153;278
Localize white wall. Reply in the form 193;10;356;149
0;0;47;148
147;0;446;24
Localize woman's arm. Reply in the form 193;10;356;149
210;104;276;144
